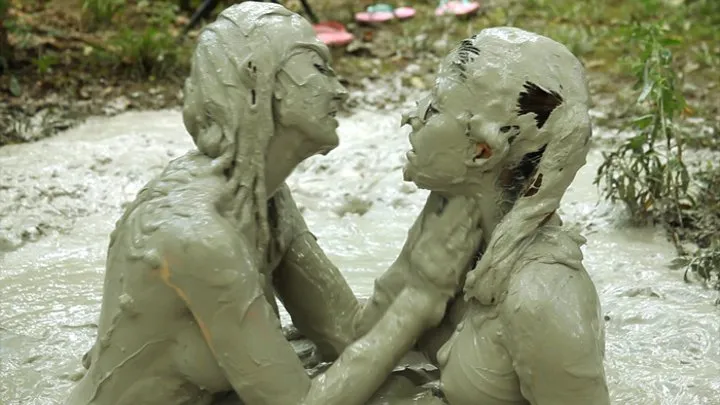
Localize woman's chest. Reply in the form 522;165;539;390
436;307;527;405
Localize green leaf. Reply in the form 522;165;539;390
659;37;682;46
632;114;654;129
9;75;21;97
638;79;654;103
629;134;647;152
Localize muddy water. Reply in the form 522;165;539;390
1;109;718;405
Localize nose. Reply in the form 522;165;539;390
402;114;423;132
333;79;349;103
408;130;418;150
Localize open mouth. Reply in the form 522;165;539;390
329;110;338;117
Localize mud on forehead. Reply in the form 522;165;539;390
218;4;331;64
443;28;584;100
281;45;334;85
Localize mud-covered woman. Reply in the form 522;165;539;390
64;3;484;405
353;28;612;405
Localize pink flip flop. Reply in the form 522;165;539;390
356;4;395;23
356;4;416;23
435;0;481;16
394;6;417;20
313;21;355;47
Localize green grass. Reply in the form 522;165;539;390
81;0;125;31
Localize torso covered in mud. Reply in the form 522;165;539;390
65;152;308;405
423;225;609;405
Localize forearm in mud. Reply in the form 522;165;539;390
274;232;361;360
352;256;409;338
303;286;445;405
353;192;473;339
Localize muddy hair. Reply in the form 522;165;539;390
501;143;548;206
455;28;592;306
448;35;481;80
468;104;591;306
181;3;328;264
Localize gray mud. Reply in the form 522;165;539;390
1;109;719;405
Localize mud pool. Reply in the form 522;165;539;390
1;109;719;405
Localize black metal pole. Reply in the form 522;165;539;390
298;0;319;24
181;0;320;37
182;0;220;35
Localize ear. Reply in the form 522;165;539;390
272;71;292;125
273;70;290;101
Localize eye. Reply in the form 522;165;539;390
313;63;331;75
423;103;439;121
500;125;521;144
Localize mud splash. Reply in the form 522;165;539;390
0;109;718;405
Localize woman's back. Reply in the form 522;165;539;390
67;152;232;405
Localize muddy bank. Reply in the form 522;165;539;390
1;109;719;405
0;69;428;145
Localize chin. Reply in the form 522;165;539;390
405;169;478;197
316;131;339;155
406;171;456;194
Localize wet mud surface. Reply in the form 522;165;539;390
1;109;719;405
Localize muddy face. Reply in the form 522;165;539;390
401;26;580;201
274;49;349;156
402;79;512;196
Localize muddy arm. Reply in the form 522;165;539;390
165;227;447;405
352;243;412;338
272;185;362;360
502;262;611;405
274;187;473;354
274;231;361;361
274;191;455;349
303;285;448;405
273;221;412;351
305;191;482;404
353;192;470;338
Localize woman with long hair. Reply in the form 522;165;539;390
64;3;483;405
359;27;611;405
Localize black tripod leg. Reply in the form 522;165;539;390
298;0;319;24
182;0;220;35
179;0;192;12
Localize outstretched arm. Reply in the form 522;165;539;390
273;231;361;360
354;192;477;338
271;185;361;359
308;193;484;404
272;185;443;359
275;189;480;354
275;225;412;352
161;223;461;405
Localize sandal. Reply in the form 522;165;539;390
356;3;416;23
435;0;481;17
313;21;355;47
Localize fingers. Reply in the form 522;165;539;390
428;195;482;244
405;193;484;289
409;194;483;262
444;219;482;257
463;253;490;298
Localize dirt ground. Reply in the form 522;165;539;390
0;0;718;146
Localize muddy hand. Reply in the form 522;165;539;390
405;192;483;300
